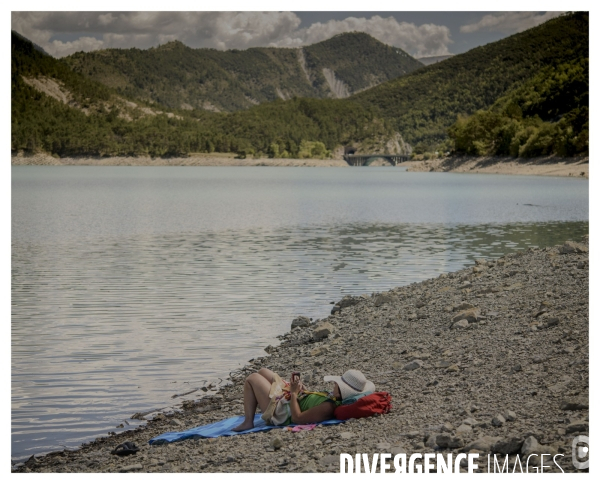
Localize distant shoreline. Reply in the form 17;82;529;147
11;152;589;177
11;152;349;167
405;155;589;178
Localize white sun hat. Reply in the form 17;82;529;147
324;369;375;400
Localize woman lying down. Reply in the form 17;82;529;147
232;368;375;431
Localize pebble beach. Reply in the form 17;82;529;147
13;238;589;473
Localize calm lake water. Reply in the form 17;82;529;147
11;166;588;459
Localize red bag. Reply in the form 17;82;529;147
334;392;392;420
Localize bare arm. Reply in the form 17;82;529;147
289;394;336;425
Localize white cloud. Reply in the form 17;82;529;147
460;11;564;34
277;15;452;57
97;13;116;26
11;11;453;58
50;37;106;58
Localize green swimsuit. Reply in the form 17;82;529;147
283;392;340;425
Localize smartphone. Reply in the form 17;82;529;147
291;372;300;382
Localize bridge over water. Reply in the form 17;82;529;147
343;153;410;166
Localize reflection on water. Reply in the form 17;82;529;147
12;221;588;458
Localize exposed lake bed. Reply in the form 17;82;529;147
11;152;590;176
12;152;349;167
406;155;589;178
11;166;588;464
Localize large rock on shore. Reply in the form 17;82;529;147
403;360;423;371
337;295;362;309
451;319;470;330
313;322;334;341
453;302;475;311
559;241;588;254
521;436;557;456
291;316;311;329
331;295;364;315
492;436;524;455
452;308;480;323
560;396;589;411
435;433;464;449
463;436;500;453
374;293;396;307
566;420;588;434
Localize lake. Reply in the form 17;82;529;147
11;166;588;459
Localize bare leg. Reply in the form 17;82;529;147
232;372;272;431
257;368;276;383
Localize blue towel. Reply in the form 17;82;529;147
149;414;344;444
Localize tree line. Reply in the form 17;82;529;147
448;59;588;157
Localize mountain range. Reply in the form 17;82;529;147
11;12;588;159
63;32;423;112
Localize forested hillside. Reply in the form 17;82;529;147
63;32;422;112
12;30;393;157
352;12;589;151
448;58;588;157
12;12;588;159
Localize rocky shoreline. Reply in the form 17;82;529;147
13;238;589;473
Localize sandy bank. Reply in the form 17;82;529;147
11;152;348;167
14;238;589;473
404;155;589;178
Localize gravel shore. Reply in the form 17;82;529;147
13;238;589;473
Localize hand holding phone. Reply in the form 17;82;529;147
290;372;302;395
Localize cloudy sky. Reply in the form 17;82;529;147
12;10;565;59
